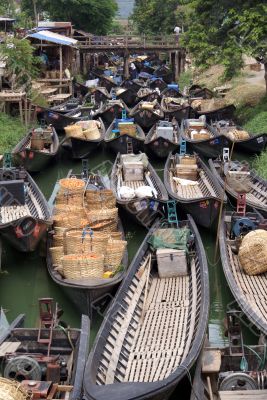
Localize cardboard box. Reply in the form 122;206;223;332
157;248;188;278
123;161;144;181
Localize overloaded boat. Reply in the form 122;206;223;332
83;216;209;400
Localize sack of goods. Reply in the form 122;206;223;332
135;185;154;198
64;124;84;139
227;128;250;141
119;186;135;199
238;229;267;275
65;120;101;140
118;122;137;137
141;101;155;111
226;170;251;193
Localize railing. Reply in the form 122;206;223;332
74;35;180;50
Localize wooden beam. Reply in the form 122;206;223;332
59;45;63;94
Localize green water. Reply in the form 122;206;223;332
0;147;258;396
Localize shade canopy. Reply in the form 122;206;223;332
27;30;78;46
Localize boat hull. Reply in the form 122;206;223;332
145;136;179;158
187;135;231;158
105;134;144;155
235;133;267;154
98;104;126;126
68;138;102;159
196;104;236;122
12;149;56;172
131;110;163;130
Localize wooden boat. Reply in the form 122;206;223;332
115;87;138;107
145;121;180;158
129;101;164;130
189;86;213;99
111;153;168;228
121;78;146;92
181;118;231;158
38;108;82;131
191;311;267;400
161;87;183;98
73;80;89;97
105;120;145;154
0;299;89;400
62;119;105;159
12;126;59;172
161;97;192;122
148;77;167;91
83;216;209;400
155;65;173;83
97;75;117;92
47;172;128;316
219;210;267;335
164;153;226;228
95;100;130;127
92;87;111;104
52;97;82;114
0;167;51;252
209;158;267;218
213;120;267;154
196;104;236;122
136;87;161;104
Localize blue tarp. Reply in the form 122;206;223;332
27;30;77;46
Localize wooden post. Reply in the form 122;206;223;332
180;50;186;73
175;50;180;82
59;45;63;94
124;51;130;79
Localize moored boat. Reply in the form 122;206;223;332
148;77;167;91
47;172;128;316
115;87;138;107
219;210;267;335
195;104;236;122
209;158;267;218
213;120;267;154
105;119;145;155
164;153;226;228
12;126;59;172
161;96;192;122
83;215;209;400
0;299;89;400
111;153;168;227
0;167;51;252
95;99;130;127
181;118;231;158
129;101;164;130
145;120;180;158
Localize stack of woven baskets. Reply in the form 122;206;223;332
64;120;101;140
238;229;267;275
50;177;127;280
0;378;32;400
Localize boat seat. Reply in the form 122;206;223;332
219;390;267;399
201;349;221;373
0;341;21;356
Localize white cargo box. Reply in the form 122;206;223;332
156;248;188;278
156;126;174;140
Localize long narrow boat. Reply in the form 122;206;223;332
121;78;146;92
47;172;128;316
97;75;117;92
83;216;209;400
161;87;183;98
191;311;267;400
12;126;59;172
145;121;180;158
129;101;164;130
161;97;192;122
105;120;145;154
219;210;267;335
189;86;213;99
0;167;51;252
111;153;168;228
95;100;130;127
209;158;267;218
115;87;138;107
181;118;231;158
62;118;105;159
40;107;88;131
148;77;167;91
195;104;236;122
136;88;161;104
0;300;89;400
92;87;111;104
74;81;89;97
165;153;226;228
213;120;267;154
155;65;173;83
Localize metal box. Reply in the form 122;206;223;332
156;126;174;140
156;248;188;278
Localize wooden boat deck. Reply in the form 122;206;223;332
96;253;198;385
227;244;267;322
219;391;267;400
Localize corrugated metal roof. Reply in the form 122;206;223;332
27;30;77;46
38;21;72;28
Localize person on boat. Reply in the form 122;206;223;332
130;62;137;79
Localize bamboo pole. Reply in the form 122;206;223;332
59;45;63;95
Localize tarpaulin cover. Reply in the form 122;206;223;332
148;227;191;252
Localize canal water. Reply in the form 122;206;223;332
0;146;258;396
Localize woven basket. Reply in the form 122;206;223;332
53;214;89;229
105;239;127;271
86;189;116;210
110;231;122;240
64;229;108;255
0;378;32;400
50;246;64;266
83;126;101;140
53;234;64;247
62;253;104;279
57;178;85;206
86;208;118;232
54;205;86;217
238;229;267;275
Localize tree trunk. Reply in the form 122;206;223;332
264;63;267;93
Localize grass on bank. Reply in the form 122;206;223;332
0;113;26;154
253;151;267;180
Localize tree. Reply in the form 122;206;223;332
0;0;16;16
131;0;179;34
181;0;267;87
21;0;118;35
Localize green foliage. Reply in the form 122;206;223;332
253;150;267;179
21;0;118;35
236;95;267;126
108;20;125;35
181;0;267;83
178;70;193;90
0;0;16;16
0;37;40;89
0;113;26;154
131;0;178;34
